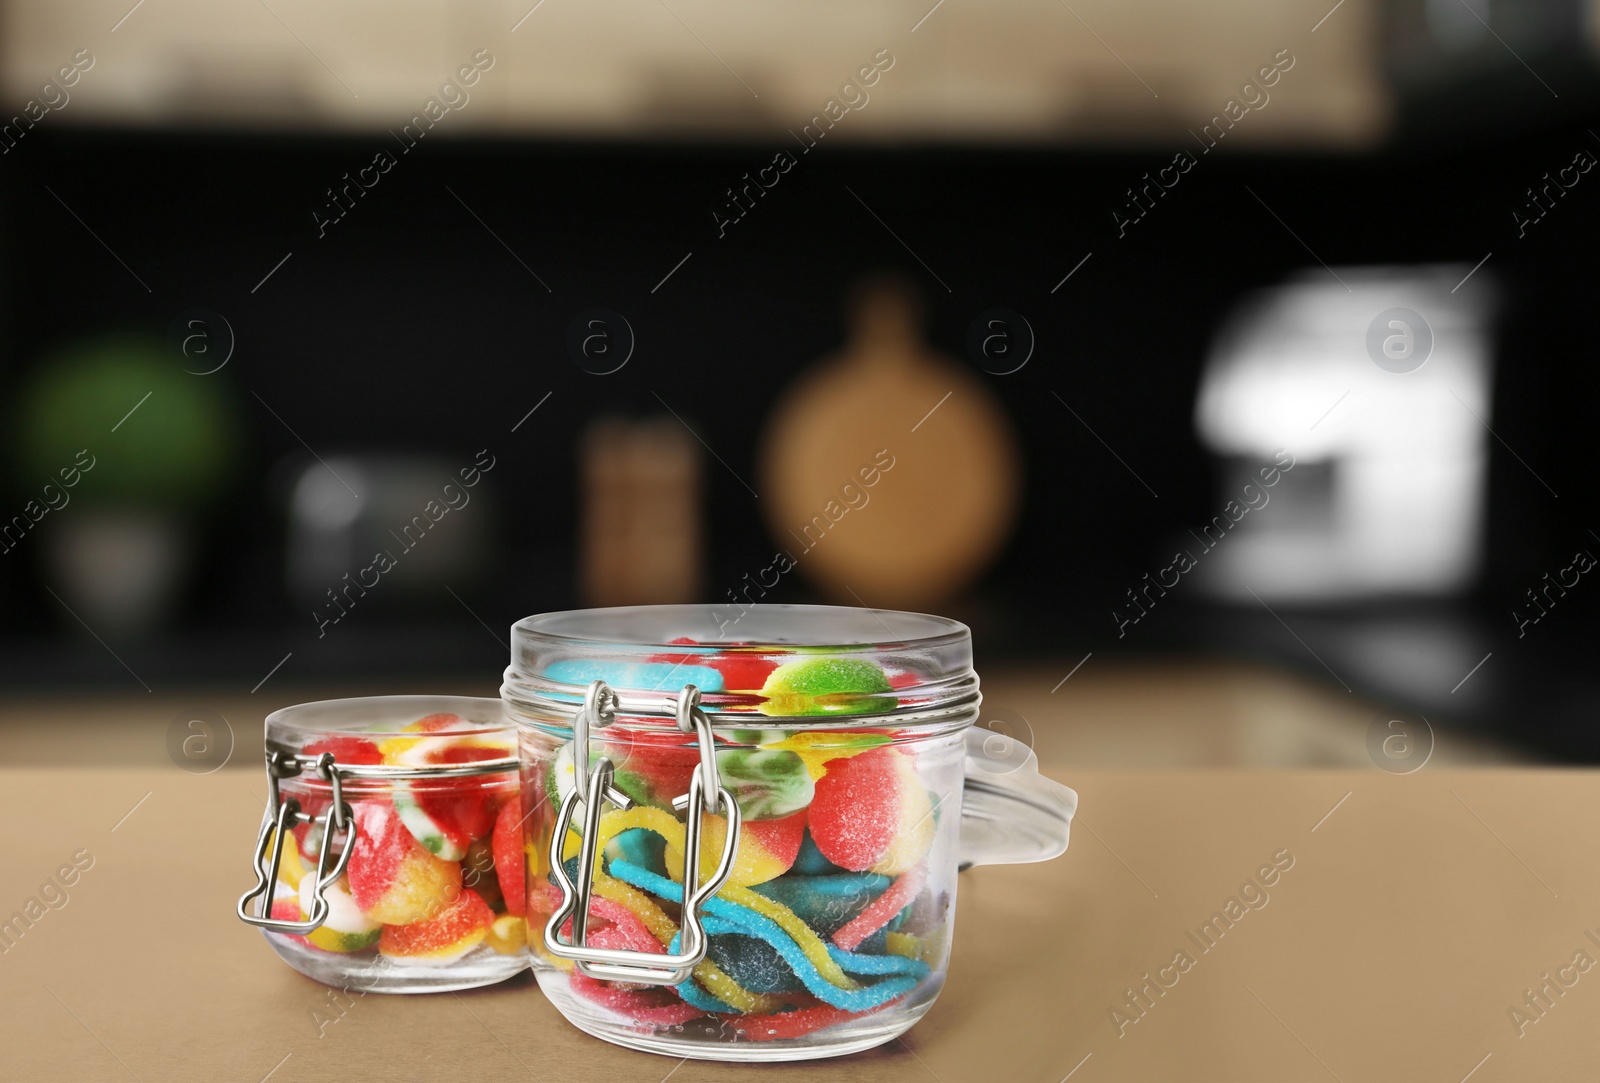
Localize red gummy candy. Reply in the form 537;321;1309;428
655;638;780;692
742;811;807;877
807;747;901;872
269;895;306;945
614;729;701;802
711;655;780;693
345;801;418;911
409;713;466;734
379;888;493;958
491;794;527;918
302;736;383;765
886;670;920;691
411;743;507;844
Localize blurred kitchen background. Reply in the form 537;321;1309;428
3;0;1599;767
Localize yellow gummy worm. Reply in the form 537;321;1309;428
716;884;858;992
693;959;782;1015
565;806;858;992
549;853;776;1011
591;872;781;1014
886;932;923;960
592;872;676;942
762;732;888;781
562;806;682;868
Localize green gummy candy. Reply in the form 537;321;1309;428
758;658;894;717
612;769;669;812
716;749;814;820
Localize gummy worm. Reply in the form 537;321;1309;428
591;871;676;942
590;871;781;1014
568;971;707;1028
572;806;860;992
665;916;921;1015
833;862;927;952
734;997;909;1042
762;732;892;781
886;931;923;960
691;962;779;1016
719;884;859;991
613;861;925;1012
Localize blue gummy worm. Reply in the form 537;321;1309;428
543;659;726;693
611;860;928;1012
668;952;737;1014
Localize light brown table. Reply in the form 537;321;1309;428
3;759;1593;1082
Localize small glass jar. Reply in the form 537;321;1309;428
238;695;528;993
501;604;1076;1061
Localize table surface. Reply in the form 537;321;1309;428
3;757;1593;1083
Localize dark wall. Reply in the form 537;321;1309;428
2;92;1598;689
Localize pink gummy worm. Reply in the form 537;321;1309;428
569;971;706;1027
725;995;906;1041
557;896;662;956
830;862;928;952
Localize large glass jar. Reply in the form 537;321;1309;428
238;696;528;993
501;604;1076;1061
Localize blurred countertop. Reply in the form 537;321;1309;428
1;755;1587;1080
0;658;1525;771
3;659;1576;1082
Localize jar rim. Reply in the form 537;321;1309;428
502;603;979;729
263;695;517;775
510;603;970;650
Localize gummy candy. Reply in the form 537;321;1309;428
715;748;814;820
831;864;926;952
376;712;468;760
760;730;893;781
544;659;725;694
758;658;893;717
389;737;509;860
486;914;527;955
525;653;961;1050
656;808;806;888
346;800;463;925
303;735;384;764
380;888;494;964
298;875;381;953
738;998;907;1042
807;747;933;875
491;794;527;918
256;710;523;992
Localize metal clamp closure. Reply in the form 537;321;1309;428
237;751;357;932
543;680;741;985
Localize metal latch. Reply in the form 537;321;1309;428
543;680;740;985
237;751;356;933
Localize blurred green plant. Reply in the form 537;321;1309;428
13;335;240;507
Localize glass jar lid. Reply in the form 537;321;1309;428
500;604;979;729
263;695;518;781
